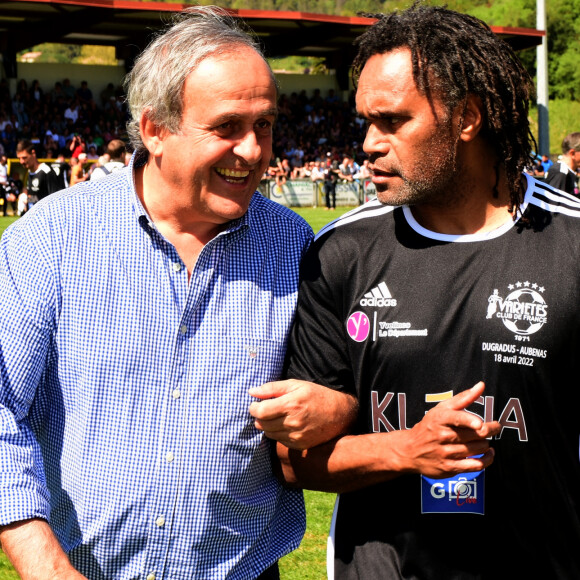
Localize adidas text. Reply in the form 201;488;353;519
360;297;397;307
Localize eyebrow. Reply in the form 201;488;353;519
362;107;406;118
212;107;278;126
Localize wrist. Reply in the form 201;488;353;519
376;430;415;475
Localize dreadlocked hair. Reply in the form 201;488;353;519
353;2;537;217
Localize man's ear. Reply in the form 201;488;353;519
140;109;164;157
459;94;484;143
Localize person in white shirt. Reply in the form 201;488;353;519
90;139;127;181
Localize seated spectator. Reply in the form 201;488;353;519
76;81;94;106
274;158;291;189
1;123;17;157
69;134;86;158
265;156;279;181
338;156;358;182
354;158;371;180
31;80;43;103
51;81;65;103
0;154;7;187
70;153;88;185
64;99;80;125
90;139;126;181
62;78;76;100
532;161;545;179
100;83;116;108
540;154;553;174
86;145;99;160
293;160;313;179
310;159;325;183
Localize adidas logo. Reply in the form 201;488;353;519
360;282;397;307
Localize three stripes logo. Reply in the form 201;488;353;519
359;282;397;307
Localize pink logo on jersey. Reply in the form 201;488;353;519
347;312;370;342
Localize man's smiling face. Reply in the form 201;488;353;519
156;47;278;225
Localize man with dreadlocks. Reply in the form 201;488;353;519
250;3;580;579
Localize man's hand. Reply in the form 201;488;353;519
389;381;500;478
275;381;500;493
249;380;358;450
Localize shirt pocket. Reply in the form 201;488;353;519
211;336;286;406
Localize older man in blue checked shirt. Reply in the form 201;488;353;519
0;7;356;579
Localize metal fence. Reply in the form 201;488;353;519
258;178;377;207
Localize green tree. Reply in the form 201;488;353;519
547;0;580;99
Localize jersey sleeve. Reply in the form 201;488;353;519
545;166;570;193
47;167;62;194
284;234;355;394
0;217;58;525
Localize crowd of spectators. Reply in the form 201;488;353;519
0;76;371;213
7;75;580;205
0;77;129;162
0;77;368;171
267;87;368;180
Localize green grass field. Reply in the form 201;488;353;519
0;206;354;579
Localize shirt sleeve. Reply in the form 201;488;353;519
0;217;57;525
284;234;356;394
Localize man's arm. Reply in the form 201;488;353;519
337;167;353;181
249;380;358;450
0;519;86;580
0;219;73;577
273;382;500;493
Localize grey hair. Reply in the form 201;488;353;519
561;132;580;154
124;5;269;152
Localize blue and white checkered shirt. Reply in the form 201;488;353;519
0;155;311;579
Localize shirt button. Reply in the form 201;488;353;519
172;262;182;272
166;452;174;463
179;324;187;335
146;574;156;580
155;516;165;527
172;389;181;399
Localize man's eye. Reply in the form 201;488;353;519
256;120;273;131
380;116;403;127
368;116;404;131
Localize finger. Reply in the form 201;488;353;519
444;439;493;459
260;428;290;445
437;407;485;432
454;447;496;471
249;380;296;400
249;397;289;421
253;416;287;432
440;423;497;444
258;422;295;445
476;420;501;438
447;381;485;413
261;428;311;450
433;447;496;478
